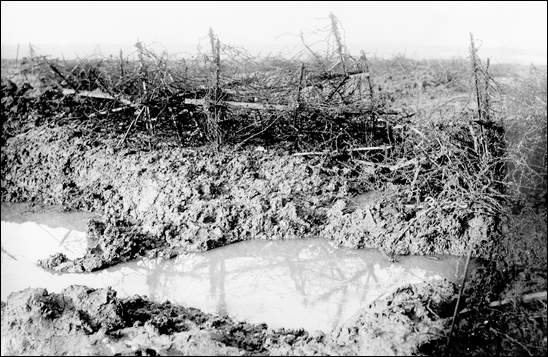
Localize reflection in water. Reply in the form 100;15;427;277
1;203;473;332
0;202;98;261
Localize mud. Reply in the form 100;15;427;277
1;126;492;271
1;59;544;356
333;281;457;355
420;206;548;356
0;280;457;356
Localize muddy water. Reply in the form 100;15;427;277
1;203;472;332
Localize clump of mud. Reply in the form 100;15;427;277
323;184;495;259
333;281;457;355
1;280;457;356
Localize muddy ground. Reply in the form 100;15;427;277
0;280;457;356
421;205;547;356
1;57;546;356
1;125;494;273
1;123;544;356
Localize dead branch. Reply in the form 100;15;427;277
299;31;327;73
357;158;420;172
234;114;282;150
48;61;78;91
116;107;145;148
293;145;392;156
459;291;548;315
61;89;134;106
489;291;547;307
489;328;533;356
184;98;290;111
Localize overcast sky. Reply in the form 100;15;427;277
1;1;547;64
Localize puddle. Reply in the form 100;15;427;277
1;203;472;332
0;202;99;261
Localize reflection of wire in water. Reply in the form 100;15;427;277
146;258;165;301
108;266;149;299
330;275;349;330
274;240;351;307
209;256;218;307
312;267;369;303
106;268;133;297
124;240;357;311
2;207;94;261
218;260;227;315
207;255;227;315
285;257;310;305
1;246;18;261
282;248;382;331
58;229;72;246
311;253;389;305
358;255;381;284
37;224;79;256
94;240;459;330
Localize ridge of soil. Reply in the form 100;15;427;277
0;280;457;356
1;125;493;272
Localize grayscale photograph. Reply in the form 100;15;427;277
1;1;546;356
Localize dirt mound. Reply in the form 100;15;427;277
2;126;495;272
333;281;457;355
1;281;456;356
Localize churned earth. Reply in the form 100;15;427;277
1;59;545;356
0;280;457;356
1;125;494;273
0;123;492;356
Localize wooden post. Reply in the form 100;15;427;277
135;41;154;148
361;50;376;144
209;28;221;98
469;33;482;121
15;44;20;68
207;28;223;145
330;13;346;75
28;43;35;76
182;58;188;82
215;38;221;98
294;63;306;128
360;51;375;107
135;42;148;99
119;49;125;79
483;57;491;122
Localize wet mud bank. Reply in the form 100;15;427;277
0;280;457;356
1;126;494;272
